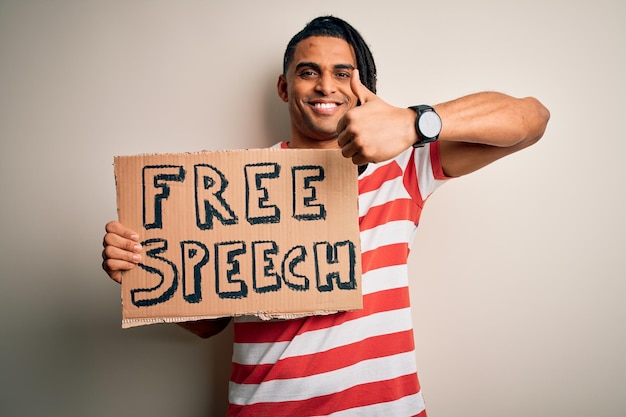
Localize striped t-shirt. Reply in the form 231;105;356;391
227;141;449;416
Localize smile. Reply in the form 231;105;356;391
313;102;338;109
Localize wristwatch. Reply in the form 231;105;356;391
409;105;442;147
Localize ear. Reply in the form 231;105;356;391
277;74;289;103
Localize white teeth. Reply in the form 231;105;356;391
314;103;337;109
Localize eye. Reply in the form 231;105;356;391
298;69;319;79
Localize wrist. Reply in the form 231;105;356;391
408;105;442;147
403;108;419;148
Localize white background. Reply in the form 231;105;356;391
1;1;624;416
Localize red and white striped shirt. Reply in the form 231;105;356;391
227;141;449;416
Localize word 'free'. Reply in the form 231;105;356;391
143;163;328;230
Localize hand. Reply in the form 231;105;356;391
101;221;142;283
336;69;418;165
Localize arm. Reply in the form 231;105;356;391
435;92;550;177
178;318;232;339
101;221;230;339
337;70;550;175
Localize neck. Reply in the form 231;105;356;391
288;136;340;150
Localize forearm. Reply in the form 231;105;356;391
177;317;232;339
435;92;550;148
337;85;549;169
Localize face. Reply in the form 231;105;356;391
277;36;358;149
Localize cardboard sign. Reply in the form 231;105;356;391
114;149;362;328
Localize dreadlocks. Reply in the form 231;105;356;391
283;16;378;94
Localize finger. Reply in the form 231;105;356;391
103;230;142;253
339;134;369;166
105;220;139;242
351;153;367;166
102;246;140;284
103;257;138;272
340;138;357;159
102;258;134;284
103;245;142;265
336;118;352;147
350;69;376;105
341;143;366;166
336;115;347;138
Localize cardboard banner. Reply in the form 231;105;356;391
114;149;362;328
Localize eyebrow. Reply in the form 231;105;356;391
294;62;355;72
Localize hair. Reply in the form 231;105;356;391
282;16;378;93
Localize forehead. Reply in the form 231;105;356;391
290;36;356;70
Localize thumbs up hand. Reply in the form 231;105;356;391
337;70;418;165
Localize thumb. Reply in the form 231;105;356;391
351;69;376;105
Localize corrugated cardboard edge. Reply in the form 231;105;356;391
114;147;283;160
121;310;340;328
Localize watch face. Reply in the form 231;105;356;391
418;111;442;139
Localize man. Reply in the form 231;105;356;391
102;16;549;416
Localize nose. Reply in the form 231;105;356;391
315;72;336;95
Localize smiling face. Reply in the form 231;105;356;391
277;36;359;149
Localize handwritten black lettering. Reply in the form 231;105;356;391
143;165;186;230
132;238;179;307
245;163;281;225
252;241;281;293
282;245;309;291
180;240;209;304
292;165;326;221
195;164;238;230
314;241;357;292
215;241;247;299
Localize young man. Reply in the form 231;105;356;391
102;16;549;416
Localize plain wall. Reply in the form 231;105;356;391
1;1;624;416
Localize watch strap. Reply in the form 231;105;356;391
409;105;441;148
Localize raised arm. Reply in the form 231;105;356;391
434;92;550;177
337;70;550;175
